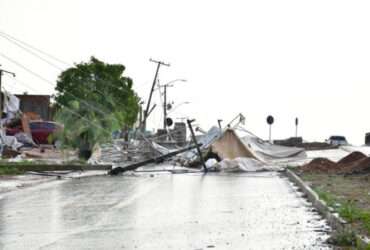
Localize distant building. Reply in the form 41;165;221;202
173;122;187;144
155;122;187;147
16;95;51;120
366;133;370;146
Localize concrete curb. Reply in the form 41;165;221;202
284;169;370;249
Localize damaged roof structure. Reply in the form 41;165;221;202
177;125;306;173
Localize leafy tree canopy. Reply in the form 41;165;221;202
54;57;140;155
55;57;139;126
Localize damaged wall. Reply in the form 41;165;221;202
16;95;50;120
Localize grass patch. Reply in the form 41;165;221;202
0;166;25;175
314;187;370;236
314;187;337;207
300;173;370;248
328;230;357;247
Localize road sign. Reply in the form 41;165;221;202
166;117;173;127
267;115;274;125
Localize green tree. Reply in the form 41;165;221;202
54;57;140;158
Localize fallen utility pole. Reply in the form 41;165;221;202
0;66;16;114
109;144;200;175
187;119;208;173
142;59;170;131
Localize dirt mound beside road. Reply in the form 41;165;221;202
340;157;370;175
300;158;337;173
299;151;370;175
337;151;367;165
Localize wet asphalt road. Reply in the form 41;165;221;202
0;171;331;250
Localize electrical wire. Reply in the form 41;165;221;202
0;52;115;117
0;32;65;71
0;31;150;130
0;42;111;99
0;60;123;135
3;75;42;94
3;74;111;132
0;30;146;95
0;30;71;67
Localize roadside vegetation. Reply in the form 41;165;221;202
298;173;370;248
0;166;24;175
314;187;370;234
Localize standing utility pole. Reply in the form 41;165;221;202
0;66;16;115
295;117;299;138
160;79;186;130
142;59;170;131
163;84;167;130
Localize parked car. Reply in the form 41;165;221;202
326;135;348;146
6;121;63;145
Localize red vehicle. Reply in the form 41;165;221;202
6;121;63;144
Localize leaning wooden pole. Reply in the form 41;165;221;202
187;119;208;173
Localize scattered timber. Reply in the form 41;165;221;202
109;144;200;175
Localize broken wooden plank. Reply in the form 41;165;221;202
109;144;200;175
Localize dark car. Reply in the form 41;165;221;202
6;121;63;144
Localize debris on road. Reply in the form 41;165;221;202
210;157;283;172
177;127;306;172
109;144;199;175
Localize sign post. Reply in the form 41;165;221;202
266;115;274;143
295;117;299;138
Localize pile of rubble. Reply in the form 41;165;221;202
0;91;77;163
88;138;170;167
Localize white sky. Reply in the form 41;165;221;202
0;0;370;145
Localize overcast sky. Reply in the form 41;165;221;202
0;0;370;145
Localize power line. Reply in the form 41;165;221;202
0;30;154;104
3;74;46;94
0;30;143;94
0;52;113;117
0;30;71;67
0;53;132;132
0;32;65;71
4;75;111;132
0;52;56;87
0;32;127;99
